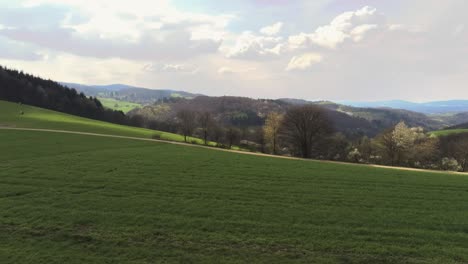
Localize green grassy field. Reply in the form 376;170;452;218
1;130;467;263
97;97;142;113
430;129;468;137
0;100;217;146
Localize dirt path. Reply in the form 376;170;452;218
1;126;466;176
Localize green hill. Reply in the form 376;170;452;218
431;128;468;137
97;97;142;113
0;100;208;145
430;121;468;137
0;130;467;263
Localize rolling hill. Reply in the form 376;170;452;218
0;100;211;145
1;127;467;263
96;97;142;113
430;120;468;137
62;82;201;105
62;80;468;134
305;101;444;131
129;96;382;138
1;90;468;262
283;99;468;133
431;128;468;137
343;99;468;114
130;96;454;139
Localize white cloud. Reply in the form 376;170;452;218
286;53;322;71
288;6;384;49
143;63;198;74
350;24;378;41
0;0;232;60
260;22;283;36
287;33;309;49
2;1;468;101
226;31;283;59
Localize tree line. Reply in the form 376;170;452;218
175;104;468;172
175;105;341;158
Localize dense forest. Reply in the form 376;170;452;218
0;66;142;126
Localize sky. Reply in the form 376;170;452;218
0;0;467;102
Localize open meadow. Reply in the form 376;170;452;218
97;97;142;113
430;128;468;137
0;129;467;263
0;100;214;146
2;1;468;262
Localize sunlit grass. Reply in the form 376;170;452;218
0;100;219;146
0;130;467;263
430;129;468;137
97;97;142;113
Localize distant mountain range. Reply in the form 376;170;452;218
341;100;468;114
61;82;201;105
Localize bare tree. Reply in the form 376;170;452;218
254;126;266;153
279;105;332;158
198;112;214;145
211;123;224;146
263;112;283;154
452;136;468;171
412;137;439;168
225;126;241;149
176;109;197;142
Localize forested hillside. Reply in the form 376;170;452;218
129;96;381;138
129;96;449;138
0;66;132;126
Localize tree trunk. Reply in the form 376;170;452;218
462;158;468;172
302;143;309;159
273;135;277;155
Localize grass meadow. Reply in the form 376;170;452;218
0;100;216;146
0;130;467;263
430;129;468;137
97;97;142;113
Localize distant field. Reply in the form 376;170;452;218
0;100;217;146
97;97;141;113
430;129;468;137
0;130;467;263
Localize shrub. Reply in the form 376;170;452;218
347;148;362;163
440;157;461;171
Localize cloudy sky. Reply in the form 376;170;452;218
0;0;467;101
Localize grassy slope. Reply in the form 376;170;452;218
0;100;216;146
1;130;467;263
431;128;468;137
97;97;142;113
